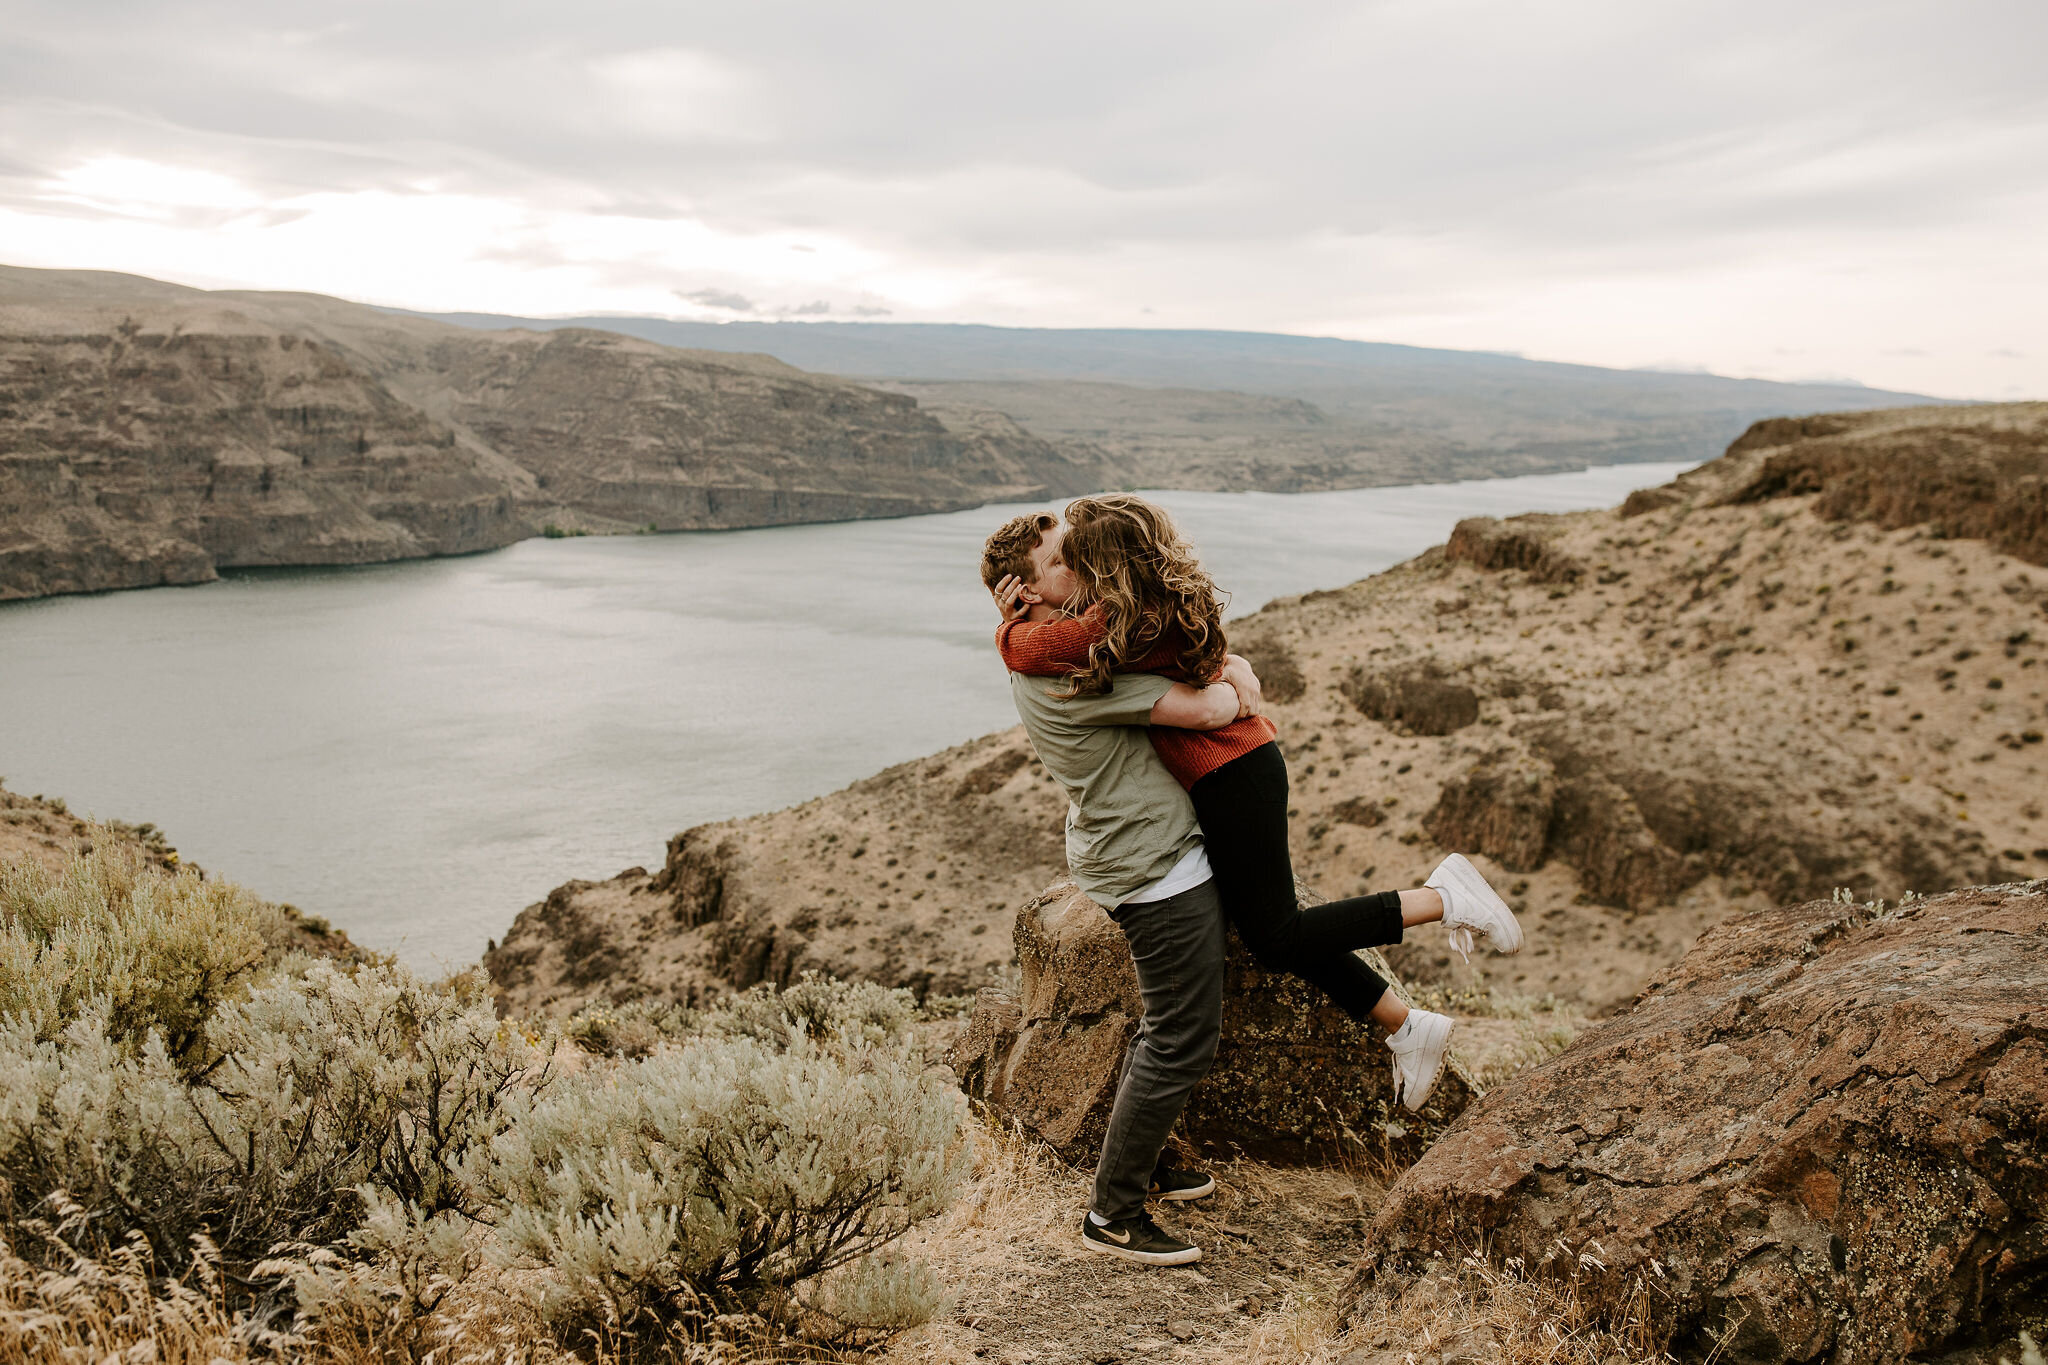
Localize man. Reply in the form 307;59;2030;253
979;511;1256;1267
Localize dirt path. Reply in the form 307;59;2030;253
883;1135;1374;1365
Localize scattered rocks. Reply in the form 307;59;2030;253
1355;880;2048;1365
1445;514;1585;584
1342;660;1481;736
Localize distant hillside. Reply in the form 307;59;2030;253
408;312;1953;489
0;267;1104;601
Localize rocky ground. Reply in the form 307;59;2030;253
489;401;2048;1023
0;265;1105;600
874;1115;1667;1365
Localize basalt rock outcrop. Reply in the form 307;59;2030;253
1353;879;2048;1364
1445;512;1585;584
946;878;1479;1166
1722;408;2048;567
0;266;1106;600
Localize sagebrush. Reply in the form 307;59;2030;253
0;840;964;1361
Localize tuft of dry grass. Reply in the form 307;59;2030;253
0;1229;257;1365
1342;1251;1666;1365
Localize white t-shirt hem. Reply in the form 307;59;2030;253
1121;843;1213;905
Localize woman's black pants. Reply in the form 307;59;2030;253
1188;741;1402;1022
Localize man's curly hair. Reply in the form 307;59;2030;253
980;512;1059;591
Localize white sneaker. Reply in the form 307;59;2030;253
1427;853;1524;965
1388;1009;1454;1112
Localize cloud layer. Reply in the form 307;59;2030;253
2;1;2042;397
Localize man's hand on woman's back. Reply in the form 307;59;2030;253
1220;654;1263;718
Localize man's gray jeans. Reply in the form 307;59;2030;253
1091;877;1226;1221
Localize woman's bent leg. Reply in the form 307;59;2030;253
1190;743;1406;1024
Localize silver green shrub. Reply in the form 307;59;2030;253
474;994;964;1345
0;845;268;1066
0;952;547;1270
2;850;964;1356
0;1008;212;1265
563;996;691;1058
698;971;916;1050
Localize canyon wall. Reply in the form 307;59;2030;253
0;266;1105;600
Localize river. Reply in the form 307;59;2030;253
0;461;1692;968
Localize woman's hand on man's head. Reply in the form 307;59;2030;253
990;573;1031;622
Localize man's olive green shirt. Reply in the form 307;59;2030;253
1006;670;1203;908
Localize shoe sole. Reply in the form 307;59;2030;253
1080;1233;1203;1266
1151;1176;1216;1202
1437;853;1523;955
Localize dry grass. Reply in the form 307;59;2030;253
872;1111;1681;1365
1456;994;1589;1088
0;1230;257;1365
1342;1252;1665;1365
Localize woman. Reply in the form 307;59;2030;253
991;493;1524;1110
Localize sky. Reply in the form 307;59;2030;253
1;1;2042;400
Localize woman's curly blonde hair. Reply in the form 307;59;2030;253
1058;494;1228;697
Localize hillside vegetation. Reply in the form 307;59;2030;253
0;266;1103;600
488;402;2048;1020
0;837;965;1362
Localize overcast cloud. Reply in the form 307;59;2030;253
1;0;2042;397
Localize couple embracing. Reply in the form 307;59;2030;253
978;495;1524;1267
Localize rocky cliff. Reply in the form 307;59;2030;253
487;402;2048;1022
0;266;1106;600
1353;878;2048;1364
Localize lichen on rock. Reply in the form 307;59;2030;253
948;878;1479;1166
1352;878;2048;1365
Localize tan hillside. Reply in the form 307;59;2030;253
0;266;1105;600
486;402;2048;1020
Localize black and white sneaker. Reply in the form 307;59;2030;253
1080;1212;1203;1265
1148;1164;1216;1202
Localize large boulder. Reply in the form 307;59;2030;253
1353;879;2048;1365
947;879;1479;1166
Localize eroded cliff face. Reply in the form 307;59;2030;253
0;314;525;597
488;402;2048;1022
0;267;1106;600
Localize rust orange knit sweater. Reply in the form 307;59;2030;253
996;606;1278;790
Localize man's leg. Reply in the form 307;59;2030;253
1090;879;1226;1224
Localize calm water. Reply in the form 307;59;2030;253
0;462;1691;968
